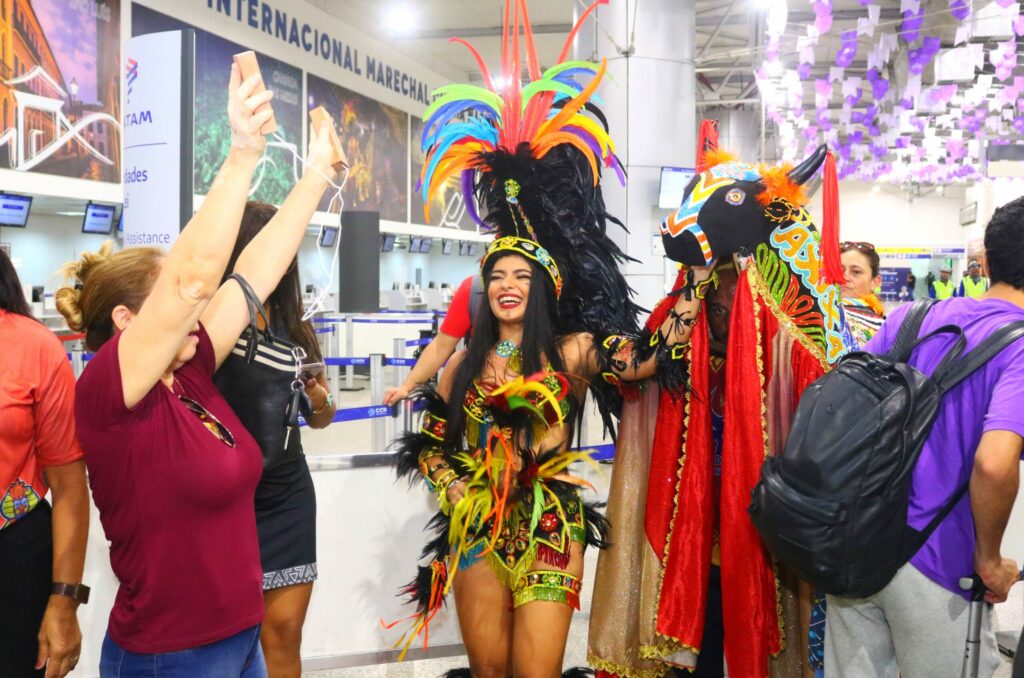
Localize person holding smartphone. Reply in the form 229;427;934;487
214;200;335;678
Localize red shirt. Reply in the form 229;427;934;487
76;324;263;653
440;275;474;338
0;310;82;530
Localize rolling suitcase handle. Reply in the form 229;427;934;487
960;575;987;678
960;570;1024;678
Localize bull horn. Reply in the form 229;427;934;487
788;144;828;185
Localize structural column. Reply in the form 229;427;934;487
576;0;697;304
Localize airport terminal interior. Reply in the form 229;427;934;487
3;0;1024;676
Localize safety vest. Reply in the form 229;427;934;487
932;279;956;300
962;276;989;299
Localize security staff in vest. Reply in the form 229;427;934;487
958;259;991;299
930;265;956;299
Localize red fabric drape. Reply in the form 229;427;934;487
650;310;713;649
718;272;781;677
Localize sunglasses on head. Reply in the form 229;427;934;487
841;241;876;253
177;395;236;447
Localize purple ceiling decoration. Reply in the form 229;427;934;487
754;0;1020;184
835;30;859;67
949;0;971;22
907;37;942;75
900;7;925;43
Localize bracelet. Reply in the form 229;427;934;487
428;460;451;475
312;390;334;415
691;271;719;300
433;469;458;491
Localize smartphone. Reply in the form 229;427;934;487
298;362;325;381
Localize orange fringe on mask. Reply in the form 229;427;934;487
701;148;737;171
756;163;808;207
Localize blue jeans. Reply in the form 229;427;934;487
100;625;266;677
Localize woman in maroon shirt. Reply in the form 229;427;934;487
54;67;337;677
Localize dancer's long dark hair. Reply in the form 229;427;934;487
444;252;577;450
223;201;321;361
0;248;32;318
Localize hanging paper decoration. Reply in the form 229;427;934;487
753;0;1021;185
900;6;925;42
835;30;859;67
949;0;971;22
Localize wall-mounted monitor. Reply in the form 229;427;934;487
319;226;339;247
419;237;433;253
0;193;32;227
117;209;124;234
381;233;396;252
409;236;423;252
458;241;469;256
82;202;117;234
442;239;454;255
468;242;480;257
658;167;697;209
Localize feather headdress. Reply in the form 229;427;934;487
418;0;643;434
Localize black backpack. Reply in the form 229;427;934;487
749;299;1024;598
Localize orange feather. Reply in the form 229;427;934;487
701;148;737;170
756;163;808;207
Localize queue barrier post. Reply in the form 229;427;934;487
327;323;339;397
70;347;84;379
338;315;364;392
370;354;386;452
392;337;411;435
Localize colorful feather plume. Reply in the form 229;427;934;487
419;0;621;224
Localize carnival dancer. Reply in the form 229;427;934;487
588;146;856;678
387;1;713;674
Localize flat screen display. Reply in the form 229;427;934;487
319;226;339;247
468;242;480;257
0;194;32;227
381;233;396;252
82;202;116;234
409;236;423;252
658;167;697;209
419;237;433;253
117;210;123;233
442;240;454;255
458;241;469;256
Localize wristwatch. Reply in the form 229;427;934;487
52;582;90;604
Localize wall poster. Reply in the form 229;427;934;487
0;0;122;181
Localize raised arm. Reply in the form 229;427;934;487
201;121;337;367
118;65;272;408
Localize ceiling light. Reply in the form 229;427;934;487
385;5;418;36
57;211;85;216
872;185;882;193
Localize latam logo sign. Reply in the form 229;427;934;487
126;58;138;103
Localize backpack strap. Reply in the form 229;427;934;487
888;299;937;362
936;321;1024;393
904;319;1024;558
903;483;969;561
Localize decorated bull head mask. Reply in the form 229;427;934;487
661;145;829;267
